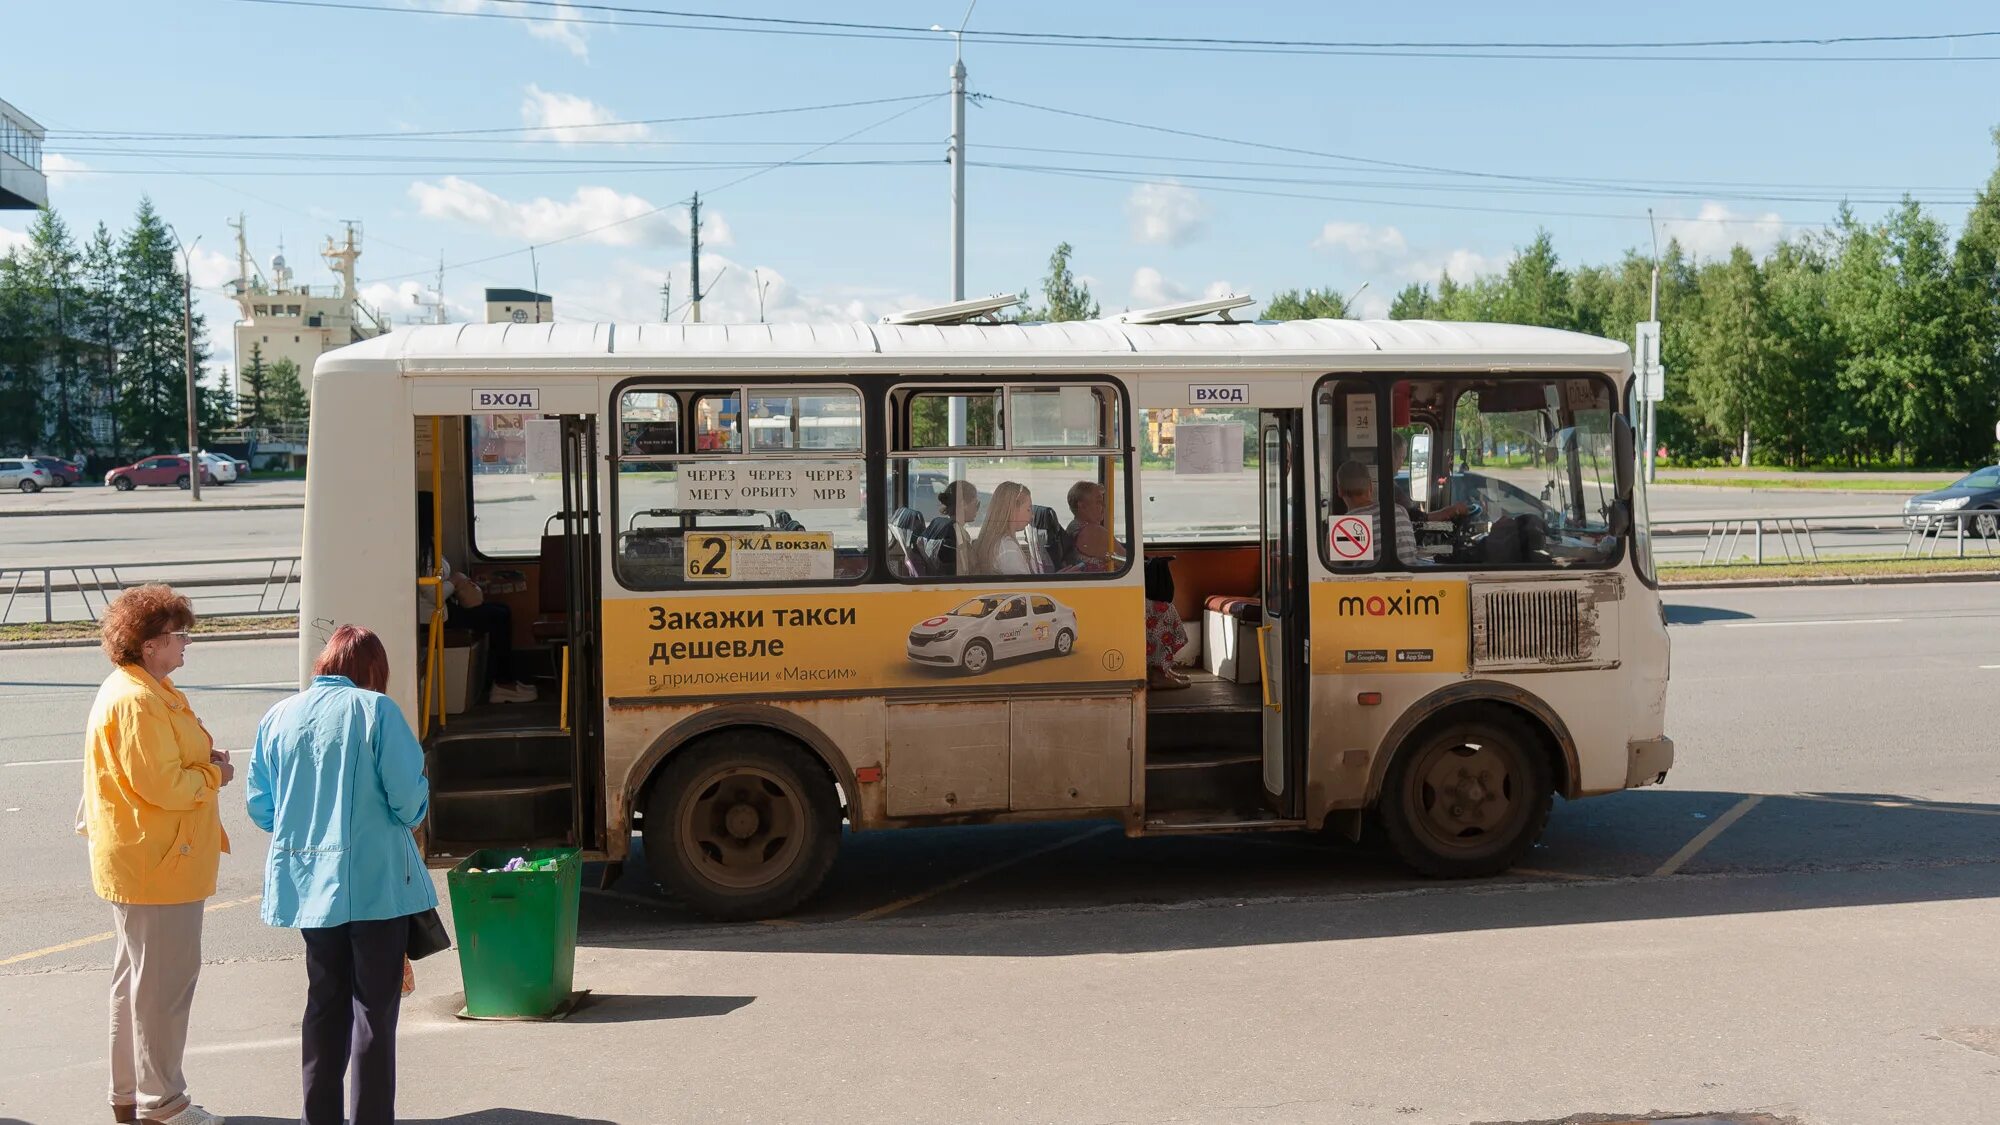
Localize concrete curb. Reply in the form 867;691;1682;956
0;629;299;651
0;502;303;519
1663;570;2000;591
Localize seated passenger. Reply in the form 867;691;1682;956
923;480;980;574
1142;555;1188;690
965;481;1052;575
1335;460;1424;567
416;492;536;704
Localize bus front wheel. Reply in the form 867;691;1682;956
641;730;842;921
1376;707;1552;879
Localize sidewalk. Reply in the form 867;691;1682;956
5;864;1998;1125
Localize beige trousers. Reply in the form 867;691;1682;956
108;900;205;1118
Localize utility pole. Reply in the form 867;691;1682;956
689;193;703;324
529;245;542;323
1645;210;1661;484
754;268;770;322
940;2;976;462
168;226;203;502
659;272;672;322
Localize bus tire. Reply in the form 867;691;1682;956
1376;706;1552;879
641;730;841;922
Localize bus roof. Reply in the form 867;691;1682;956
316;318;1629;379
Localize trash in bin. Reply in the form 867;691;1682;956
447;847;582;1020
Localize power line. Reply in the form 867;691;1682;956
47;93;942;142
986;162;1837;229
221;0;2000;61
357;93;945;288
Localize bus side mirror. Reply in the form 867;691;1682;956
1613;414;1636;501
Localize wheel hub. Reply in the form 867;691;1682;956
724;803;761;840
1418;746;1512;838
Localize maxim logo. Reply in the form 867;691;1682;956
1338;590;1443;617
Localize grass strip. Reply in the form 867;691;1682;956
1661;556;2000;583
0;615;298;644
1655;476;1952;491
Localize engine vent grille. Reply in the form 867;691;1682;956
1471;581;1608;670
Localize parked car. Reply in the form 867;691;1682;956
191;451;240;483
1903;465;2000;538
0;458;53;493
106;455;215;491
907;592;1079;675
30;456;83;487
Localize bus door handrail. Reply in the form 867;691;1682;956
420;416;445;739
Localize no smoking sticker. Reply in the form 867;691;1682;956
1329;516;1374;561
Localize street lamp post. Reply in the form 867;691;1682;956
167;225;203;503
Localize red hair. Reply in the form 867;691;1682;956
313;625;390;693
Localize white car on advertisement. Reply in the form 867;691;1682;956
906;592;1079;675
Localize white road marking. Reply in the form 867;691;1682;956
1980;665;2000;670
1654;795;1765;877
2;757;83;768
1722;618;1905;629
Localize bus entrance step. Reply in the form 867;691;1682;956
426;732;575;846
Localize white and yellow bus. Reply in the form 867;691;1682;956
304;303;1673;919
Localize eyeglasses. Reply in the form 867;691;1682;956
160;630;193;642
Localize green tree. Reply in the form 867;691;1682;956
268;356;309;424
0;252;44;453
115;198;208;454
77;222;123;457
1387;283;1436;319
1021;242;1099;322
239;343;273;427
13;209;88;456
1262;287;1350;320
1951;127;2000;462
1493;231;1574;329
1685;247;1778;467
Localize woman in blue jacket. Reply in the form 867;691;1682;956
247;626;435;1125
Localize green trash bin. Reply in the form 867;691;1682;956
447;847;581;1019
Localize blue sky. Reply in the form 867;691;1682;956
8;0;2000;381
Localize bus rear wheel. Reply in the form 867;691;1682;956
1376;708;1552;879
642;730;841;921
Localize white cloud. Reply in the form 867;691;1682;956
1311;221;1410;271
555;257;930;325
360;279;481;326
188;245;237;291
43;153;91;188
1307;219;1506;289
1129;268;1235;309
521;85;649;144
407;177;726;249
1126;182;1207;247
1352;290;1392;320
1404;248;1505;284
0;226;28;256
1659;201;1786;262
420;0;589;58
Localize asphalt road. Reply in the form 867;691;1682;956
4;581;1999;1123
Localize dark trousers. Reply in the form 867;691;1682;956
448;600;516;685
300;915;409;1125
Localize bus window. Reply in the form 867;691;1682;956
613;386;870;589
887;382;1128;580
1382;375;1623;570
1138;406;1259;543
468;413;565;559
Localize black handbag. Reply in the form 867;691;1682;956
406;907;451;961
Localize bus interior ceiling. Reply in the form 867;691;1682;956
417;414;582;857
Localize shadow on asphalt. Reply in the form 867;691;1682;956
566;992;754;1023
233;1115;618;1125
572;789;2000;957
1664;603;1757;625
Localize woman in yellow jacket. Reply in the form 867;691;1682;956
81;585;233;1125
